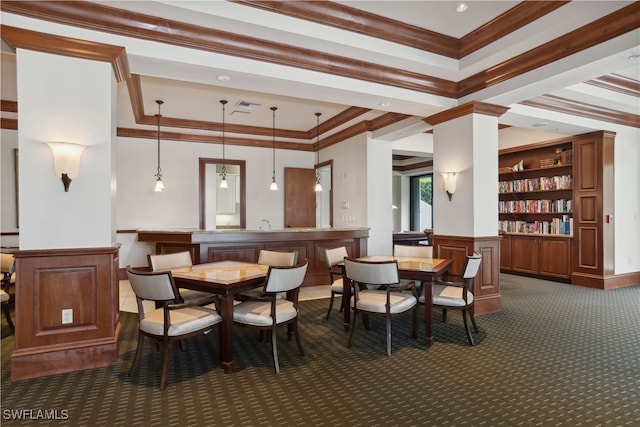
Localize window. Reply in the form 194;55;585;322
410;174;433;231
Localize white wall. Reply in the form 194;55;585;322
17;51;116;250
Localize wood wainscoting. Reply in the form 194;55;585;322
430;234;501;315
11;245;121;381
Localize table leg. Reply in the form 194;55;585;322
424;280;433;347
218;295;235;374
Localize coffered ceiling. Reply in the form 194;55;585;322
1;1;638;158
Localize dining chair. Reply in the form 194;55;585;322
148;251;214;303
324;246;348;320
0;253;16;334
419;253;482;345
393;244;434;296
126;268;221;390
343;258;418;356
233;260;308;374
237;249;298;300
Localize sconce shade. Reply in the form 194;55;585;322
442;172;457;201
47;142;85;192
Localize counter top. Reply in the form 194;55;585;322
138;227;369;234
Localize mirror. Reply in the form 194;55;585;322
315;160;333;228
199;158;246;229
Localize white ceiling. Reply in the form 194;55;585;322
1;1;639;150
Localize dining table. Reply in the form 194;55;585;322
343;256;454;348
171;260;269;374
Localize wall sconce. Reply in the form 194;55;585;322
47;141;85;192
442;172;457;201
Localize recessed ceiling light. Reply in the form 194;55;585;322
456;3;468;13
628;54;640;60
217;75;230;82
379;101;391;107
533;122;549;127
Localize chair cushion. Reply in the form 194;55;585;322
0;289;8;303
140;303;221;336
330;278;344;293
233;300;297;326
419;284;474;306
351;290;416;314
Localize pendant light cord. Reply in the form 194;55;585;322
156;100;163;179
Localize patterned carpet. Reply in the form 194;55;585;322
1;274;639;426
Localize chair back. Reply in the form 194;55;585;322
127;269;179;302
258;249;298;267
0;253;15;275
462;253;482;280
344;258;399;286
148;251;193;271
393;244;433;258
264;260;309;293
325;246;348;268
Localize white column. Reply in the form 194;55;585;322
17;50;116;249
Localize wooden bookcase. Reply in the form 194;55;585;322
499;139;574;280
498;131;614;286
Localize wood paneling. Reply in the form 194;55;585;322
11;245;121;381
539;238;571;279
431;234;501;315
511;236;539;275
138;228;369;287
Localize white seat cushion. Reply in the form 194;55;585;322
233;300;297;326
419;284;474;306
140;303;221;336
330;278;344;293
0;289;8;303
351;289;416;314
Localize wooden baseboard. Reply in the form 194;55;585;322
572;271;640;290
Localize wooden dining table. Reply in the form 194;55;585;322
171;261;269;374
343;256;454;348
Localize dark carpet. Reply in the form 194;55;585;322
1;274;639;426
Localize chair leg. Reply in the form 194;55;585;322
325;292;335;320
2;304;14;334
411;306;418;339
128;334;145;377
469;305;479;333
348;310;359;347
442;308;448;323
271;325;280;374
159;338;171;390
386;314;392;356
462;309;475;346
292;320;304;356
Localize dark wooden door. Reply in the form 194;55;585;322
284;167;316;228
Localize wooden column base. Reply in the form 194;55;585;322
430;234;502;315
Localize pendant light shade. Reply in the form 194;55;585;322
314;112;322;192
154;100;165;192
219;99;228;189
270;106;278;191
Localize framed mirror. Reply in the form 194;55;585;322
315;159;333;228
199;158;246;229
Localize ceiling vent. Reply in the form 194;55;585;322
236;100;261;110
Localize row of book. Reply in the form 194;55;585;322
499;199;572;214
499;175;572;193
499;216;573;236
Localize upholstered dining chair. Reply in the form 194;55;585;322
419;253;482;345
233;260;308;374
126;268;221;390
1;253;16;334
343;258;418;356
324;246;348;320
237;249;298;300
148;251;214;303
393;244;434;296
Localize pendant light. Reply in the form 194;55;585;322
154;100;165;192
269;106;278;191
314;112;322;192
219;99;228;189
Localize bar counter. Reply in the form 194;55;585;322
137;227;369;286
